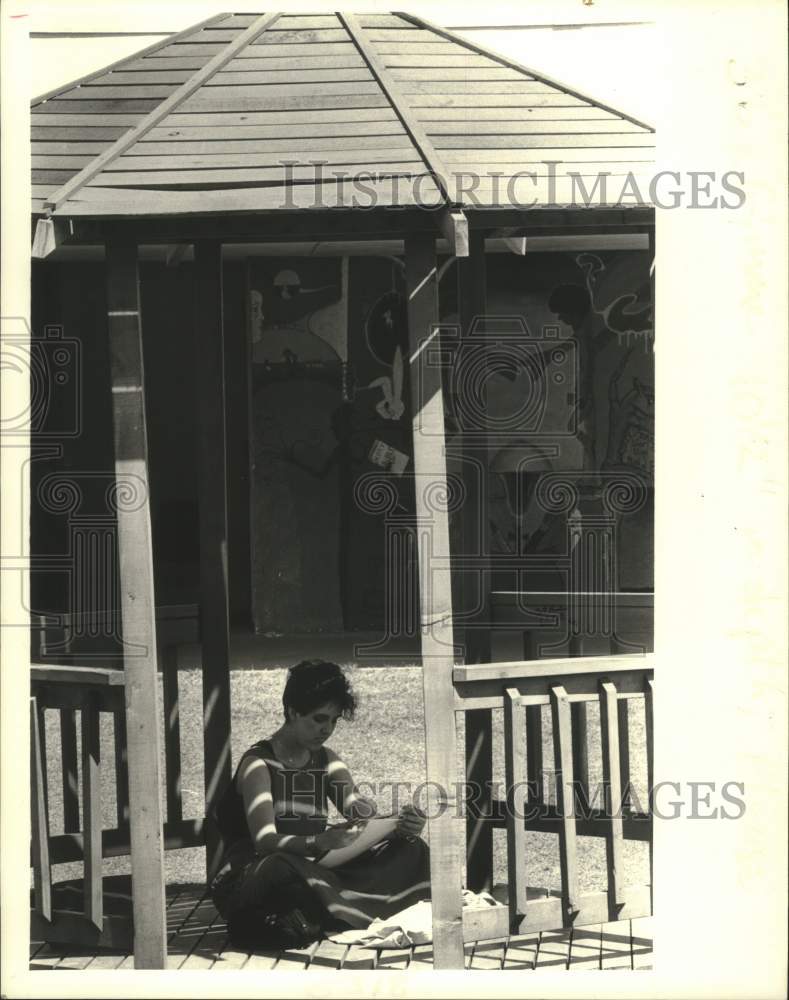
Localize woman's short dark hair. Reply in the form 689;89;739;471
282;660;357;721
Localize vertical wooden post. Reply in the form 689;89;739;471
106;237;167;968
405;232;464;969
194;240;233;881
458;230;494;891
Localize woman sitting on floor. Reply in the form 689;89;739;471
210;659;430;950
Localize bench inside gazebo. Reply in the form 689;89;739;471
29;11;655;970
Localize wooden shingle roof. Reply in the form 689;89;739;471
31;12;655;218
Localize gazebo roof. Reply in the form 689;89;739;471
31;11;655;220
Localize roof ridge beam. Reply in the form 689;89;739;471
43;12;284;214
338;11;468;256
31;12;234;106
395;11;654;133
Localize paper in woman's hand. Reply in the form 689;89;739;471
318;815;399;869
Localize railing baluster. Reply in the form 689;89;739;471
35;696;50;820
60;708;80;832
30;696;52;921
81;693;103;930
161;644;183;824
504;689;527;923
525;705;543;804
644;677;654;906
114;707;130;829
617;699;631;810
599;680;625;916
549;685;579;918
570;702;590;811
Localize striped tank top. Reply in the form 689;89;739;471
214;738;330;870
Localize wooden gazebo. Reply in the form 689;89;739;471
29;11;655;970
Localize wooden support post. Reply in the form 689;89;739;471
405;231;464;969
106;237;167;968
458;229;494;891
81;693;103;930
550;684;579;917
60;708;80;832
30;697;52;921
599;681;625;916
504;690;527;924
194;240;233;881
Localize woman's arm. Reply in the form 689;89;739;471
326;749;377;821
238;754;360;858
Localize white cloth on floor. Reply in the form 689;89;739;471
328;889;499;949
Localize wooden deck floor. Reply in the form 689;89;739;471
30;884;653;972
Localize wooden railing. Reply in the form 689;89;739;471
454;653;654;937
29;605;204;949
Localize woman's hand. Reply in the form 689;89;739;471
396;803;426;840
316;821;366;852
347;795;377;821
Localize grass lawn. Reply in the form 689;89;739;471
41;665;650;896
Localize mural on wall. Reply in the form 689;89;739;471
249;250;654;635
470;250;655;593
248;256;416;634
248;258;347;634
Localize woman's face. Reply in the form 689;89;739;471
287;701;342;750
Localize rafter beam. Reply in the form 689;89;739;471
339;11;469;256
43;12;284;213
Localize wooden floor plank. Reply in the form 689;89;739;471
569;925;602;969
275;939;320;970
535;928;572;970
243;948;281;970
181;913;228;970
341;943;376;970
408;943;434;970
375;946;412;969
502;932;539;970
114;884;193;970
54;949;99;970
468;937;506;969
29;944;68;969
211;945;250;970
83;951;129;970
630;916;653;969
167;897;220;969
601;919;632;970
309;938;349;971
